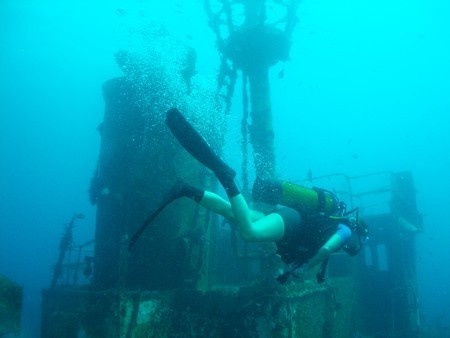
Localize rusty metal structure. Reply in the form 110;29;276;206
204;0;300;182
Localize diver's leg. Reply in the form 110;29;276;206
199;191;234;220
198;191;266;223
228;194;285;242
199;190;284;241
166;108;284;241
183;186;284;241
165;181;205;203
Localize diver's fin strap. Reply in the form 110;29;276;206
313;187;326;213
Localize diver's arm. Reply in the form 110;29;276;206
306;234;343;271
306;224;351;271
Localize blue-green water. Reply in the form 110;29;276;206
1;0;449;336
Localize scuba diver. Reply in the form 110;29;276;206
130;108;368;284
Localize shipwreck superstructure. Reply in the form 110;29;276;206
41;1;423;337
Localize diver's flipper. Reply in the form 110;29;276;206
165;108;236;182
128;182;188;250
128;199;171;250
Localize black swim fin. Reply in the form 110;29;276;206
165;108;236;182
128;198;173;250
129;182;195;250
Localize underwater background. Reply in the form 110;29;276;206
0;0;449;337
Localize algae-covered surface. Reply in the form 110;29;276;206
0;274;22;336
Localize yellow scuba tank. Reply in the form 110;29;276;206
252;177;339;214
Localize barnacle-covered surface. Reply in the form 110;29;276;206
41;277;356;338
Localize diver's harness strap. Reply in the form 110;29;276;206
313;187;326;213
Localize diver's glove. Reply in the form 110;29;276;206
275;264;304;284
276;271;291;284
316;258;329;284
316;270;326;284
